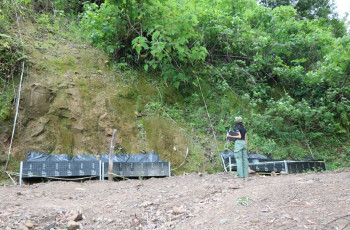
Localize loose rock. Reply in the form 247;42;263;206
67;221;81;230
173;206;184;215
25;219;34;228
133;219;140;225
71;212;84;222
17;224;29;230
140;201;153;207
219;219;228;224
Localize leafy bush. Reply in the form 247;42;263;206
0;1;27;121
0;34;25;118
2;0;349;169
80;0;210;88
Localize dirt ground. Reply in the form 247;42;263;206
1;170;350;230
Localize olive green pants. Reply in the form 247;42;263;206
234;140;248;178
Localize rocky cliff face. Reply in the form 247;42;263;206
0;22;189;172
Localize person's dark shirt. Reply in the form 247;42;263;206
234;124;246;140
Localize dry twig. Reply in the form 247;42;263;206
282;187;300;206
326;214;350;225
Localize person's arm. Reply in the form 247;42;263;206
227;131;241;139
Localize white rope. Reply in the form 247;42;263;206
4;2;25;171
195;75;220;156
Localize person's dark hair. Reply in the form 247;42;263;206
235;121;243;126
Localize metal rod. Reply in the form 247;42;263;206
169;162;171;177
19;162;23;185
5;171;17;185
229;157;231;172
99;160;101;181
102;162;105;181
220;155;227;172
284;160;289;174
108;129;118;181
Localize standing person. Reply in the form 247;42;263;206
226;117;248;178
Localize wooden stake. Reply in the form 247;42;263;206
108;129;118;181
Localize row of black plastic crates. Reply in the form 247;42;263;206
221;157;326;174
19;161;171;184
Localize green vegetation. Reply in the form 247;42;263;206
235;197;254;207
0;0;349;175
0;1;26;121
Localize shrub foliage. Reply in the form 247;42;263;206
1;0;349;168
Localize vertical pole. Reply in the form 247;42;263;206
19;161;23;185
169;162;171;177
108;129;118;181
284;160;289;174
102;163;104;181
229;157;232;172
99;160;101;181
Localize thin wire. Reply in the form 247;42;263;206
195;75;220;155
4;2;25;171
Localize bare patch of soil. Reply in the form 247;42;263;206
1;170;350;230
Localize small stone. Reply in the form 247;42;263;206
67;221;80;230
140;201;152;207
173;206;184;215
17;224;29;230
34;192;42;197
93;221;100;228
134;219;140;225
280;171;288;175
219;219;228;224
282;213;292;219
198;172;203;177
71;212;84;222
25;219;34;228
271;171;277;177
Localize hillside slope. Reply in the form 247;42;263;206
0;20;193;175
